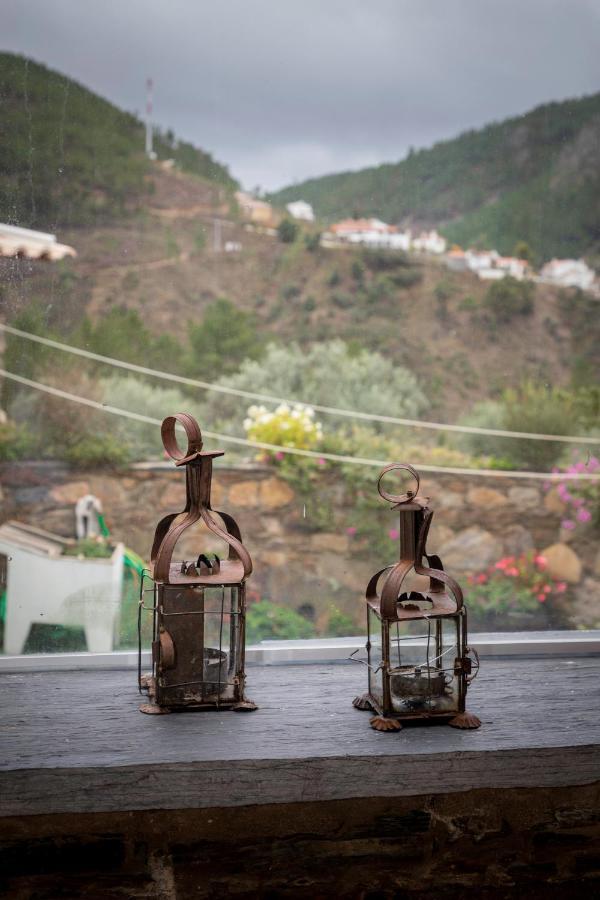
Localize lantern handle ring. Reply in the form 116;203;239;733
377;463;420;505
161;413;204;462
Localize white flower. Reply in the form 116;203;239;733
248;405;258;417
243;418;252;431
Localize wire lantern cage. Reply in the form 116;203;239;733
138;413;257;715
353;463;480;732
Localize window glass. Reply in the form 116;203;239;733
1;3;599;656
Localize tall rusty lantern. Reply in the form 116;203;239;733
138;413;257;714
353;463;480;732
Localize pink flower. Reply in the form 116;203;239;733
346;526;357;537
388;528;399;541
536;593;546;603
476;573;488;584
543;481;551;491
576;508;592;523
506;567;519;577
534;555;547;570
543;584;551;593
274;451;285;461
317;457;326;466
555;582;567;593
588;457;599;471
561;519;575;530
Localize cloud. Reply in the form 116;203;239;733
3;0;600;189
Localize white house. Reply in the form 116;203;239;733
286;200;315;222
538;258;596;291
0;223;76;261
412;230;447;254
0;520;123;655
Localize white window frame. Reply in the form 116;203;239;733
0;629;598;672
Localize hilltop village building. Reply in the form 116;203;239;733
286;200;315;222
446;248;529;281
324;218;446;254
538;258;596;291
234;191;275;227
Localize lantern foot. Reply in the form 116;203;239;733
369;715;402;732
139;672;153;691
353;693;374;712
139;702;171;716
448;711;481;729
232;699;258;712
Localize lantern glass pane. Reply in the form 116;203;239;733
367;605;383;707
387;614;460;715
157;583;241;705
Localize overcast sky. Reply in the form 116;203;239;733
4;1;600;191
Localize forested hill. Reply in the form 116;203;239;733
270;92;600;261
0;52;237;230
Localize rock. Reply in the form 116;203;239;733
160;482;186;509
259;477;294;509
228;480;259;507
503;525;534;557
310;533;348;553
541;542;582;584
49;481;90;504
508;486;541;509
544;488;566;515
260;550;287;568
467;487;507;508
570;578;600;628
438;526;503;574
435;490;464;510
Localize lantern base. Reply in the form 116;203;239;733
369;715;402;732
448;711;481;729
232;699;258;712
139;702;172;716
353;693;375;711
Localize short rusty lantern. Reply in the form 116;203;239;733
353;463;480;732
138;413;257;714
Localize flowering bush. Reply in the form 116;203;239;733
244;403;323;455
546;455;600;532
467;551;567;619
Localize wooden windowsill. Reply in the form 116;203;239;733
1;658;598;818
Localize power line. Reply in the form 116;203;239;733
1;322;598;445
2;367;599;481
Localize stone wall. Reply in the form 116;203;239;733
1;461;599;630
1;785;599;897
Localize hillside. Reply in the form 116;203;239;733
0;52;236;230
269;93;600;262
3;163;595;425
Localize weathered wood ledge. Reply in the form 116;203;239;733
1;658;599;818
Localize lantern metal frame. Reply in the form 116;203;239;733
353;463;481;732
138;413;257;715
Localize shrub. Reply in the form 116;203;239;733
389;268;422;288
203;340;428;430
277;218;298;243
0;421;35;461
246;599;315;643
244;403;323;452
63;539;113;559
545;453;600;531
281;283;301;300
327;606;358;636
351;260;365;282
483;276;534;322
466;551;567;624
362;249;409;271
327;269;341;287
63;434;132;468
304;232;321;252
331;291;353;309
303;295;316;312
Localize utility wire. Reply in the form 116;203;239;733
1;322;598;445
2;367;599;481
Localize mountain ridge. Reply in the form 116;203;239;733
269;92;600;261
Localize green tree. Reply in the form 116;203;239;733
513;240;533;262
484;276;534;323
277;218;299;243
187;298;264;379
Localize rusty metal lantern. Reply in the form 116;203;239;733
138;413;257;714
353;463;480;732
